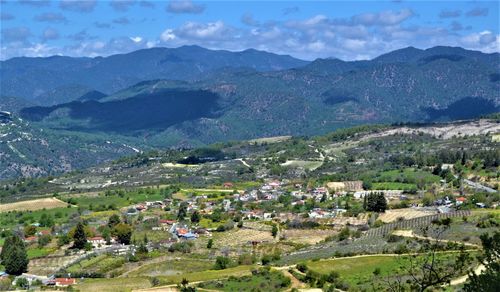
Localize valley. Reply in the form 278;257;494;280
0;119;498;291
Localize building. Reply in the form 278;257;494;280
179;232;198;240
89;236;106;247
24;236;37;243
456;197;467;206
54;278;77;287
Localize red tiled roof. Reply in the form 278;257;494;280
55;278;76;285
159;219;175;224
177;228;188;235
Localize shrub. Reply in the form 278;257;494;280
16;277;29;289
296;262;308;273
214;256;231;270
168;241;193;253
261;254;273;265
238;253;255;265
337;227;350;241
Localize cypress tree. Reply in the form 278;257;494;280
1;235;28;275
73;222;87;249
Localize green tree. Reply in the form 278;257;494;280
214;256;230;270
0;235;29;275
16;277;29;289
464;231;500;291
177;202;188;220
179;278;196;292
108;214;121;228
114;223;132;245
190;211;200;224
137;243;148;256
23;225;36;237
38;234;51;247
366;192;387;213
39;213;54;227
271;224;279;238
206;238;213;249
337;227;350;241
73;222;87;249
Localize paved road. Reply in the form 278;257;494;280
463;179;497;193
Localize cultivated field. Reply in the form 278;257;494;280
215;228;274;247
378;208;437;223
306;255;403;285
29;254;80;275
75;277;152;292
0;197;68;212
283;229;338;245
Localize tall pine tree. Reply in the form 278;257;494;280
0;235;28;275
73;222;87;249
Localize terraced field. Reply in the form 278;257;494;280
378;208;437;223
0;197;68;212
214;228;274;247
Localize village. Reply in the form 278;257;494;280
2;169;493;291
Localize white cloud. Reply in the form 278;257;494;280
352;9;414;26
166;0;205;14
161;29;176;41
130;36;143;43
1;7;498;61
459;31;499;53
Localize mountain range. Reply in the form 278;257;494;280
0;45;499;180
0;45;307;103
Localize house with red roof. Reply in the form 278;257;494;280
24;236;37;243
89;236;106;247
456;197;467;205
54;278;77;287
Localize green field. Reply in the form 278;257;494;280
377;168;441;184
157;265;256;285
65;192;165;210
66;254;125;275
372;182;417;190
27;247;56;259
128;257;214;277
307;255;402;285
75;277;151;292
199;268;290;291
0;206;76;228
306;253;473;287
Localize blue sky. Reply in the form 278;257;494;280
1;0;498;60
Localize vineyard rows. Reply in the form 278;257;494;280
364;210;471;238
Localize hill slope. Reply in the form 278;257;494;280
18;46;500;145
0;45;308;103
